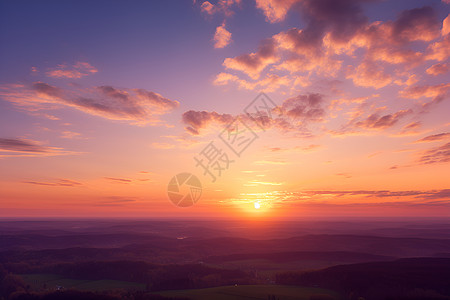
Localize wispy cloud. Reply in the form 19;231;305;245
0;82;179;125
415;132;450;143
22;179;82;187
419;142;450;164
104;177;133;184
46;62;98;79
0;138;79;158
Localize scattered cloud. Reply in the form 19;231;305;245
182;93;325;135
426;62;449;76
104;177;133;184
46;62;98;79
0;138;79;158
200;0;241;17
214;72;290;92
255;0;300;23
61;131;83;139
346;61;392;89
94;196;138;207
214;22;232;48
399;121;422;135
22;179;82;187
223;38;279;79
415;132;450;143
419;142;450;164
0;82;179;125
182;110;234;135
354;109;413;130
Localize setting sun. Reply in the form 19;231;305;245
254;202;261;210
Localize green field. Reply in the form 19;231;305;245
19;273;146;292
156;285;341;300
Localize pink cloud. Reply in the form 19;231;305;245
214;22;232;48
223;38;279;79
426;63;449;76
0;138;79;158
255;0;300;23
182;93;325;136
22;179;82;187
200;0;241;17
400;83;450;99
415;133;450;143
214;72;290;92
443;14;450;35
390;6;440;42
419;142;450;164
426;35;450;61
46;62;98;79
346;61;392;89
0;83;179;125
182;110;234;135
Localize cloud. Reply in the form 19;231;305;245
182;93;325;135
300;0;369;44
267;144;322;152
426;62;449;76
200;0;241;17
399;121;422;135
399;83;450;112
332;107;413;135
254;160;287;165
426;35;450;61
415;133;450;143
201;1;215;14
255;0;300;23
223;38;279;79
346;61;392;89
22;179;82;187
0;138;78;158
0;82;179;125
214;22;232;48
104;177;133;184
0;138;48;153
400;83;450;99
239;189;450;208
182;110;234;135
217;3;447;93
94;196;138;207
214;72;290;92
354;109;412;129
46;62;98;79
391;6;440;42
419;142;450;164
61;131;83;139
443;14;450;35
336;173;352;178
281;93;326;121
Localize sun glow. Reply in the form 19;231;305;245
254;202;261;209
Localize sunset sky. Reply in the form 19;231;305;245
0;0;449;218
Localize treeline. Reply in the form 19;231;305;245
3;261;250;292
7;290;187;300
0;263;186;300
276;258;450;300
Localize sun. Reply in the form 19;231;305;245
254;202;260;210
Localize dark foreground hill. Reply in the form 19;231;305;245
277;257;450;300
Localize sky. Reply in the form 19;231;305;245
0;0;449;219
